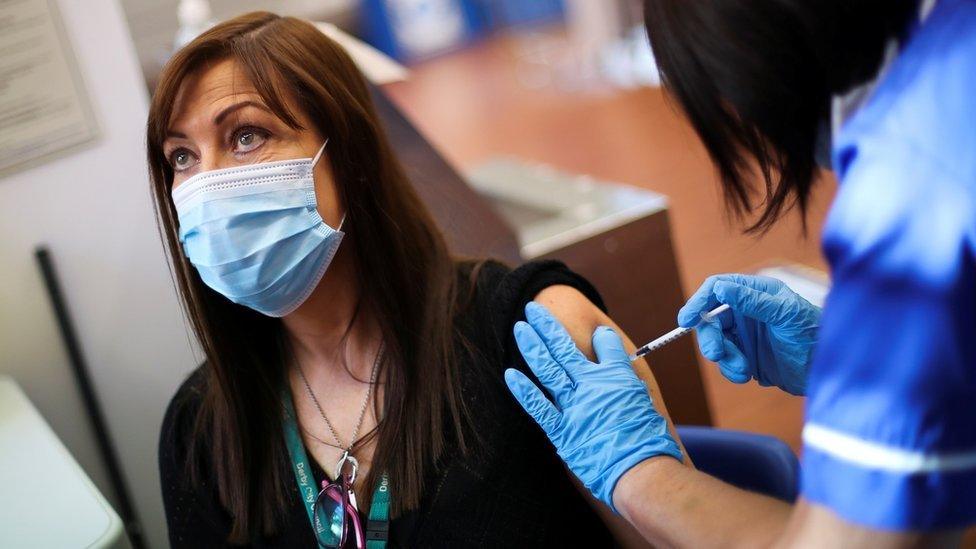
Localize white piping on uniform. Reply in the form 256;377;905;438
803;423;976;473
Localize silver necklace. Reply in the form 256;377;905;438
297;342;384;453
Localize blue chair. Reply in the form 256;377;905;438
676;426;800;502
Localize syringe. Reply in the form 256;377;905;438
629;304;730;361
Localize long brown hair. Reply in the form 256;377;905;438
147;12;471;542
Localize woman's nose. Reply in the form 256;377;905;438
197;154;223;173
197;148;239;173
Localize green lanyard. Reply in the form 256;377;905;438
281;388;390;548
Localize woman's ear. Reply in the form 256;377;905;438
312;150;343;228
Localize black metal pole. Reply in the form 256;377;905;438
34;247;147;549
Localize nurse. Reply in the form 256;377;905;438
506;0;976;546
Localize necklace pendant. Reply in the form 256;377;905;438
336;451;359;484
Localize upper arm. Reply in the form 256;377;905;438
159;378;229;546
533;284;684;447
533;285;687;549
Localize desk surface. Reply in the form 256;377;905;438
0;376;126;548
467;157;669;258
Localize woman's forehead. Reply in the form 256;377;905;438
169;59;261;129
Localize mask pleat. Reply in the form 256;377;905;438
177;186;311;230
196;225;331;296
184;208;323;266
243;238;340;316
230;234;340;313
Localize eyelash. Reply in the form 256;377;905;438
229;125;270;154
168;148;195;173
166;124;271;172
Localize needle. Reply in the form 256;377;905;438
629;304;731;361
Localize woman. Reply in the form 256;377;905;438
152;11;681;547
508;0;976;546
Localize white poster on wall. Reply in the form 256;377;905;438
0;0;98;177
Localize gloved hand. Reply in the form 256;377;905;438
679;274;821;396
505;301;683;513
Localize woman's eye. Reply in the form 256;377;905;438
233;128;267;153
169;149;198;171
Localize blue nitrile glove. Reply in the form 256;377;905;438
505;301;683;512
679;274;821;396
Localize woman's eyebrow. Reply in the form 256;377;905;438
163;100;273;141
213;100;272;125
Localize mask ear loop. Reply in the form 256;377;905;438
311;138;330;167
311;138;347;232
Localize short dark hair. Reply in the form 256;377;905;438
644;0;916;232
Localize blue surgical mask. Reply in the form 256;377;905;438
172;141;343;317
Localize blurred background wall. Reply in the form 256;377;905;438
120;0;358;85
0;1;196;547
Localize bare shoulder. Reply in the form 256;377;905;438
533;283;605;317
531;283;683;453
532;284;612;361
531;284;661;548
